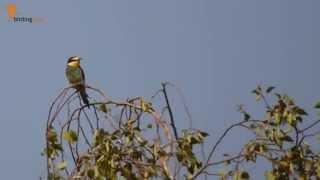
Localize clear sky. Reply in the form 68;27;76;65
0;0;319;179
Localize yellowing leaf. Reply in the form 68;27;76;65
98;103;108;113
275;112;281;124
57;161;67;170
47;128;58;142
265;171;276;180
316;165;320;177
287;113;295;125
63;130;78;144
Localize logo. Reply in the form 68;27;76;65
5;3;46;23
6;3;16;18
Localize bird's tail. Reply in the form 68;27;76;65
77;85;90;108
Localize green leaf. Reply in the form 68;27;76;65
282;135;293;142
63;130;78;144
240;171;250;179
315;101;320;109
293;107;308;115
146;124;153;129
244;113;250;121
266;86;275;93
190;136;201;144
252;89;259;95
57;161;67;170
199;131;209;138
52;143;63;151
274;93;281;99
87;167;95;178
252;86;262;96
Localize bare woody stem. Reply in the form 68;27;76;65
162;82;179;140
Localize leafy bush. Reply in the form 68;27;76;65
43;84;320;179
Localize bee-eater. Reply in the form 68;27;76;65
66;56;90;107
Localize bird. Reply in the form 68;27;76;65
65;56;90;108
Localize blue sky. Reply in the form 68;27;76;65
0;0;319;179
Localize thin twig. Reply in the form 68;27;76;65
298;119;320;133
167;82;194;129
161;82;178;140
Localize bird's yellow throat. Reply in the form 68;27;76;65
67;61;80;67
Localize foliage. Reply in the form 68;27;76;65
43;84;320;179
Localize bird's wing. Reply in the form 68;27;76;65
79;66;86;83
